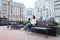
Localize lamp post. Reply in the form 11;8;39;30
7;14;9;28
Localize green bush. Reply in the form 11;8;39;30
53;20;58;26
57;27;60;35
23;21;30;26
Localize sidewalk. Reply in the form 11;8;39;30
0;26;60;40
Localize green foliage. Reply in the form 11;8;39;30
23;21;30;26
53;20;58;26
57;27;60;35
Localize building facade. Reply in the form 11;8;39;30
54;0;60;23
0;0;8;18
0;0;25;22
23;8;35;21
0;0;2;17
2;0;12;18
8;2;25;22
0;0;12;18
35;0;55;20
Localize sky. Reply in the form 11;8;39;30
13;0;37;8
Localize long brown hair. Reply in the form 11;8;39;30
32;15;35;19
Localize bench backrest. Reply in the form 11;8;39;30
36;21;53;27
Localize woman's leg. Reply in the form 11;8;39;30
24;23;31;30
24;23;35;31
24;23;31;34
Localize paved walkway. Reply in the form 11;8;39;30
0;26;60;40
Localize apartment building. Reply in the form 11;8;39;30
23;8;34;21
2;0;12;18
54;0;60;23
0;0;2;17
0;0;8;18
8;2;25;22
35;0;55;20
0;0;25;22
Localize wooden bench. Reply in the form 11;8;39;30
11;25;23;29
31;27;53;38
31;27;57;38
31;21;57;38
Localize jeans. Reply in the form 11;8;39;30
24;23;34;30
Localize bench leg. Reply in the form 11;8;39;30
46;29;48;38
25;29;30;35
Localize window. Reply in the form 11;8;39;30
3;16;6;18
3;3;7;6
3;0;7;2
55;4;60;6
37;8;39;13
50;14;51;16
47;15;48;17
55;0;60;3
55;7;60;10
28;11;32;15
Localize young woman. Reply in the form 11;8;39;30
24;15;36;30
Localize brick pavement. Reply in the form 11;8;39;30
0;26;60;40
